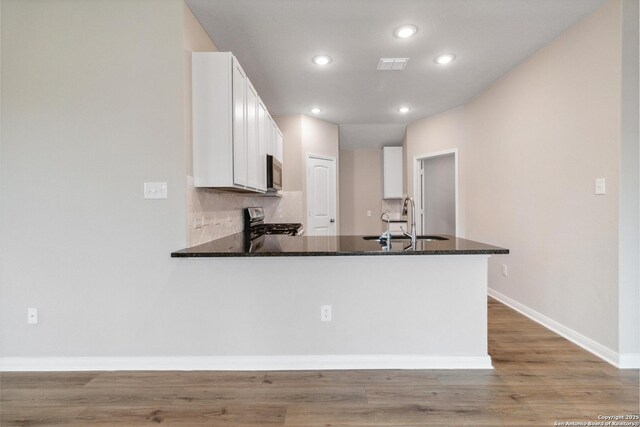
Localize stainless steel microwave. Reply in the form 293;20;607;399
266;155;282;191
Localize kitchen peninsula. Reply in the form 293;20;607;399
172;234;508;370
171;234;507;257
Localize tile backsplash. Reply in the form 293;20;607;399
187;176;303;247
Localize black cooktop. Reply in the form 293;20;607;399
244;207;303;238
251;223;302;236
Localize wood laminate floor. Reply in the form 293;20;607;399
1;298;638;426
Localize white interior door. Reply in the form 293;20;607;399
307;155;337;236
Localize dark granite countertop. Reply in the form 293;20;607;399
171;233;509;258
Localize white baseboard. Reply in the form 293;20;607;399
618;353;640;369
488;288;636;368
0;354;493;372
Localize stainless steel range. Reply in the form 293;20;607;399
242;207;302;252
244;207;303;238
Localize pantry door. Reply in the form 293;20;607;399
306;155;337;236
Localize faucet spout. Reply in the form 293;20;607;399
401;196;417;247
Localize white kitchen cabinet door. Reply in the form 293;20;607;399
271;121;276;159
270;119;277;158
275;129;284;163
192;52;233;188
232;57;247;187
257;100;268;191
265;116;274;156
264;115;284;163
245;81;259;190
383;146;404;199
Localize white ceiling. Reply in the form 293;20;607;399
339;124;408;150
187;0;605;149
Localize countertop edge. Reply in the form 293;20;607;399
171;249;510;258
170;233;509;258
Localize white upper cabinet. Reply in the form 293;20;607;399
192;52;281;192
383;146;404;199
257;100;268;191
275;128;284;163
245;81;259;190
264;117;283;163
232;58;247;187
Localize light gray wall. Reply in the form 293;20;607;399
405;0;628;357
462;0;623;353
0;0;187;356
339;149;384;236
0;0;439;362
422;155;456;235
618;0;640;357
1;0;636;364
404;107;467;238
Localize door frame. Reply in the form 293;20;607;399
413;148;459;236
306;153;338;235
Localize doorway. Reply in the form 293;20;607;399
306;154;337;236
414;149;458;236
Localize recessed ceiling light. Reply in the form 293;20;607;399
434;54;456;65
310;107;322;114
394;25;418;39
312;55;332;66
398;106;411;114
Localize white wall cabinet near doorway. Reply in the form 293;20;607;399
275;128;284;163
245;81;260;190
265;117;284;163
383;146;404;199
257;100;268;191
192;52;279;192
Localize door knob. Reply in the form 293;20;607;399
330;218;335;223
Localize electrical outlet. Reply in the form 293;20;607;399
321;305;332;322
367;210;372;217
27;308;38;324
501;264;508;277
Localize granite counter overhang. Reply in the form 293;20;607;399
171;233;509;257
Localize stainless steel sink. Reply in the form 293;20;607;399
362;235;449;241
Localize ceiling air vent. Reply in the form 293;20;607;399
377;58;409;71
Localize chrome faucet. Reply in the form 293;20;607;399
400;196;417;247
380;212;392;249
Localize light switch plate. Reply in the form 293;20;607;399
144;182;168;199
595;178;606;195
